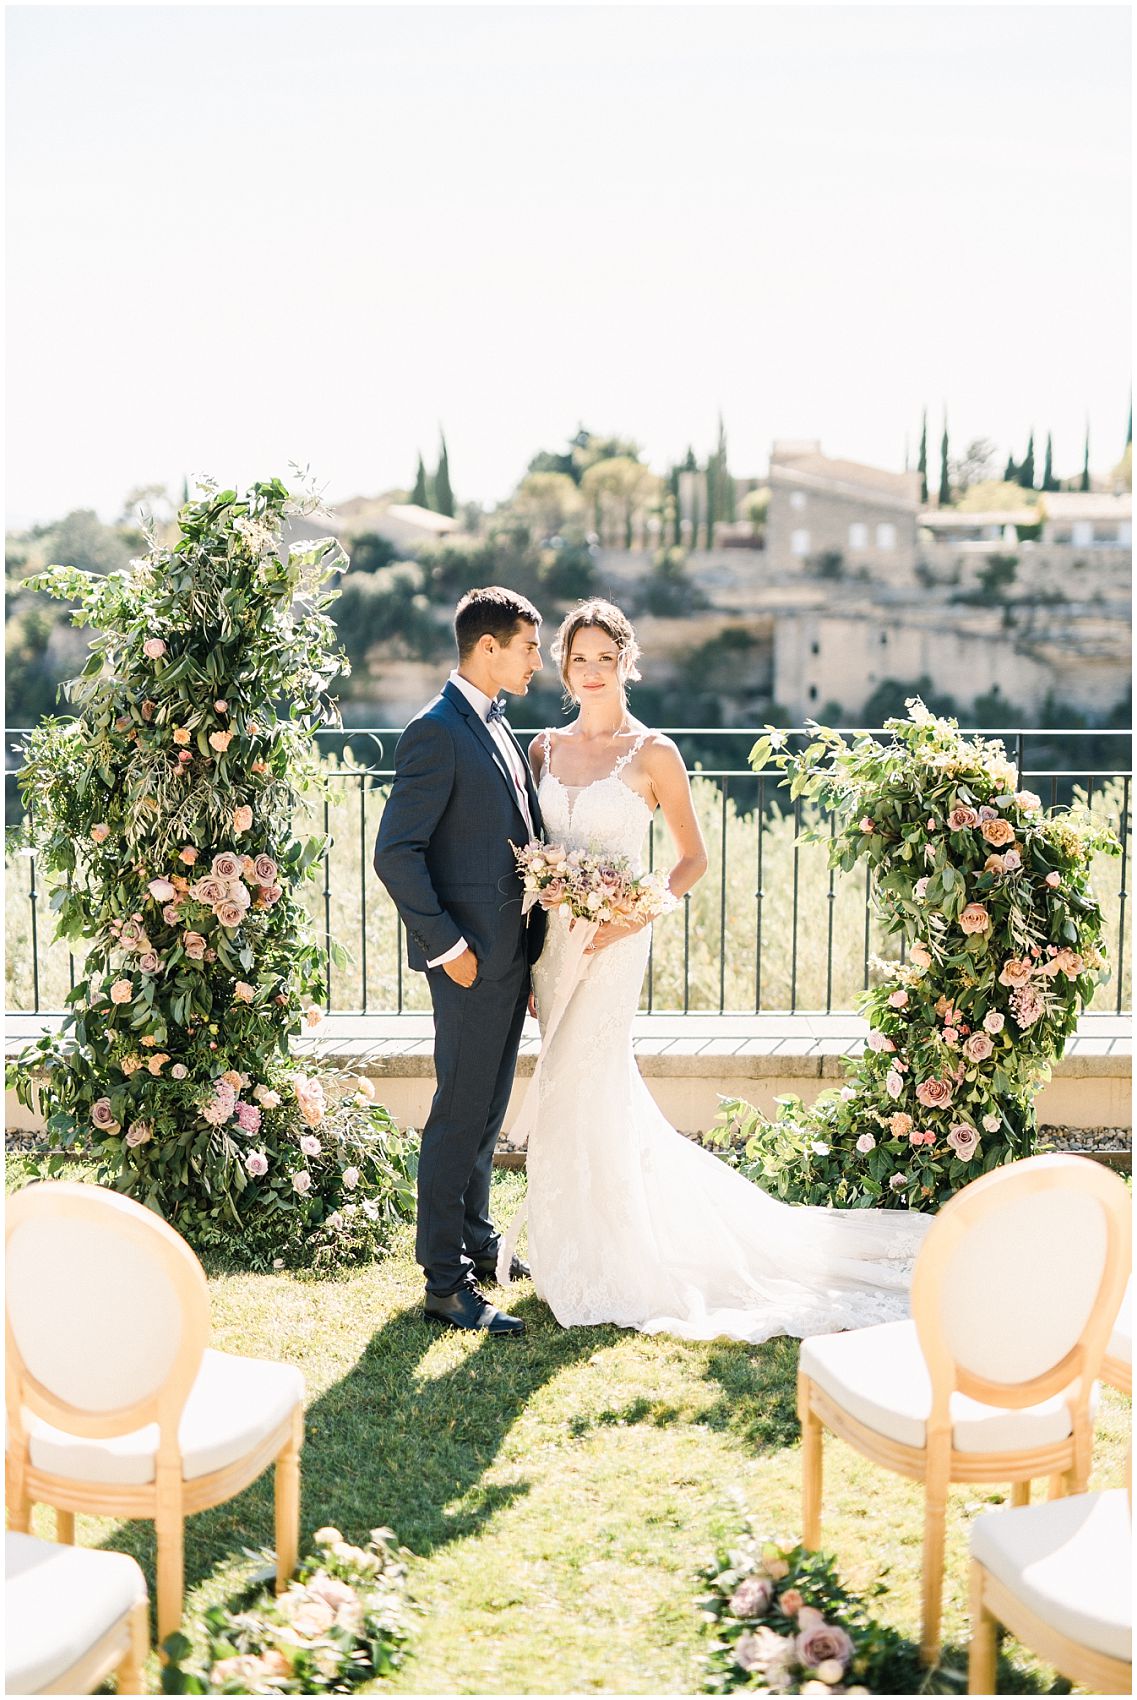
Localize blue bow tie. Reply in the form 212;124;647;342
485;698;506;724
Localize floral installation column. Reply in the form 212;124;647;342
11;476;414;1268
712;702;1119;1210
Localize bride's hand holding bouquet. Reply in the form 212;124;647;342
514;838;676;953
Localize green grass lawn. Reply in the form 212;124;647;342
13;1167;1129;1695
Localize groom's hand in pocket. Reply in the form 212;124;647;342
443;947;479;988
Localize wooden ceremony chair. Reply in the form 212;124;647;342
797;1153;1130;1665
968;1483;1131;1693
1101;1275;1131;1396
5;1531;149;1694
5;1181;305;1644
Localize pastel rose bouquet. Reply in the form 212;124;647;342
699;1526;936;1695
513;838;677;927
162;1524;412;1693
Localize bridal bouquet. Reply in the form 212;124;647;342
513;839;677;926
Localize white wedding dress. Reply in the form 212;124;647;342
522;730;931;1344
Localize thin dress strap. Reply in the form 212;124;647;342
612;731;649;775
541;728;552;775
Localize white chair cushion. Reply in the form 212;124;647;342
971;1488;1132;1663
5;1531;146;1694
1106;1278;1131;1367
800;1319;1086;1454
25;1349;303;1487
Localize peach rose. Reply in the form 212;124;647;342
209;729;234;753
90;823;110;843
233;981;255;1003
179;846;198;865
999;957;1033;988
888;1112;913;1137
233;804;254;834
172;726;191;746
959;902;990;935
981;817;1015;847
1014;790;1042;812
147;1053;170;1075
109;978;133;1004
909;942;932;968
142;637;166;659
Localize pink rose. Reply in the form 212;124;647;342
947;1122;980;1160
1014;790;1042;812
963;1031;993;1062
796;1620;854;1672
245;1150;268;1177
109;978;133;1004
90;822;110;843
888;989;908;1008
1001;848;1022;871
182;931;207;960
959;902;990;935
729;1576;774;1618
885;1069;904;1100
162;903;181;925
1045;870;1061;888
300;1133;322;1157
215;899;245;928
867;1030;895;1053
983;1010;1005;1034
138;951;161;974
148;878;176;902
253;1085;282;1109
982;1112;1001;1132
948;805;978;830
214;698;229;713
142;637;166;659
125;1119;153;1147
263;883;283;906
915;1076;954;1109
981;817;1015;847
779;1589;805;1616
859;817;874;834
342;1166;360;1189
90;1097;120;1132
913;880;929;902
855;1133;876;1154
942;1026;959;1046
294;1074;326;1128
292;1169;312;1195
999;957;1033;989
253;854;278;884
233;804;254;834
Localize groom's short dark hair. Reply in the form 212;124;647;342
454;587;541;658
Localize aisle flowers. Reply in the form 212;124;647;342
162;1525;413;1693
9;475;414;1267
710;703;1118;1210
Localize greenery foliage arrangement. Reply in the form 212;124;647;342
709;702;1118;1210
162;1526;412;1693
698;1526;943;1695
9;475;414;1267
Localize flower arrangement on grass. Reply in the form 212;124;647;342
9;475;414;1266
698;1526;941;1695
163;1525;412;1693
709;702;1118;1210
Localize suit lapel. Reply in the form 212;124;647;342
442;680;531;831
502;719;542;832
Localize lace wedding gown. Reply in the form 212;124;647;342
522;731;931;1344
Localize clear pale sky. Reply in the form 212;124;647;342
6;4;1131;527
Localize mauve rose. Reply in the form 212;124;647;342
963;1032;994;1062
999;957;1033;988
735;1628;794;1676
729;1576;774;1618
109;978;133;1004
889;1171;909;1193
916;1076;954;1108
90;1097;119;1131
211;851;242;881
948;805;978;830
263;884;283;906
981;817;1015;847
125;1119;153;1148
947;1123;980;1159
855;1133;876;1154
233;804;254;834
214;899;245;928
142;637;166;659
138;951;161;974
162;903;180;925
191;875;228;904
182;931;207;960
959;902;990;935
978;804;998;820
983;1010;1005;1034
120;918;147;947
885;1070;903;1100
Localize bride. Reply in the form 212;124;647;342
514;598;930;1344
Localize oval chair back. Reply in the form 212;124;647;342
6;1182;210;1456
911;1154;1131;1435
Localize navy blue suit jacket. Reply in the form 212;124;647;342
373;681;547;979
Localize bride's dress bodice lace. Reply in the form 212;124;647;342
525;730;930;1343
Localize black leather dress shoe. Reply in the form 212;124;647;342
473;1253;531;1285
423;1284;525;1335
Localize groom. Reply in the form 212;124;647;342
374;587;546;1335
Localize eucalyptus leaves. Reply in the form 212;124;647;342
11;475;413;1266
710;703;1118;1210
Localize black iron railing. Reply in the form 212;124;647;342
5;727;1132;1018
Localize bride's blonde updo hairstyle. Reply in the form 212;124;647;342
551;599;642;704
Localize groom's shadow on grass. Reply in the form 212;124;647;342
91;1286;605;1604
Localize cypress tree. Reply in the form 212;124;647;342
1019;430;1035;490
1042;433;1057;492
714;413;735;521
704;455;716;550
1081;425;1091;493
938;415;951;507
917;409;928;503
434;432;454;518
1003;453;1018;484
410;454;430;509
668;465;681;546
1127;394;1132;448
